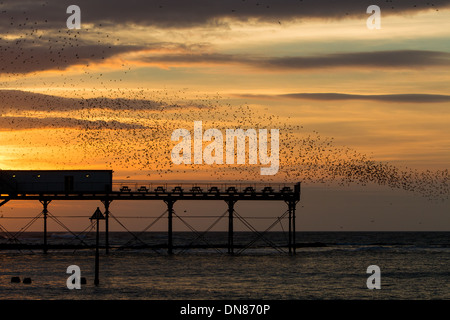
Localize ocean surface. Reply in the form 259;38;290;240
0;231;449;300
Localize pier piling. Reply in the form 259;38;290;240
39;200;51;254
101;199;112;254
226;200;237;254
165;200;176;255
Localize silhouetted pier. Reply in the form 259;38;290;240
0;173;300;255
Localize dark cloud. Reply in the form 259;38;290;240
1;0;448;30
280;93;450;103
236;92;450;103
139;53;238;65
0;90;208;113
0;41;141;74
0;116;149;131
259;51;450;70
0;90;79;112
1;1;448;74
138;50;450;70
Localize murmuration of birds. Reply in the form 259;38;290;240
1;88;447;201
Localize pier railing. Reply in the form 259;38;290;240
112;182;299;195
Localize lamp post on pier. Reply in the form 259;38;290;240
90;207;105;286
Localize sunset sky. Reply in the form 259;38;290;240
0;0;448;232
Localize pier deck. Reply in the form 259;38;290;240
0;182;300;255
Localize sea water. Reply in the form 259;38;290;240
0;232;448;300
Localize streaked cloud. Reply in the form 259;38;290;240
0;42;142;74
135;50;450;71
2;0;449;76
0;90;210;112
257;50;450;70
1;0;448;30
0;116;149;131
236;92;450;103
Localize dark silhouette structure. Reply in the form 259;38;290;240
0;170;301;255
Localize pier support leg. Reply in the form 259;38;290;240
101;199;112;254
288;201;292;254
292;201;297;255
286;200;298;255
40;200;51;254
94;217;101;285
226;200;236;254
165;200;176;255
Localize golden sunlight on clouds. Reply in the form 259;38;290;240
0;2;448;192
